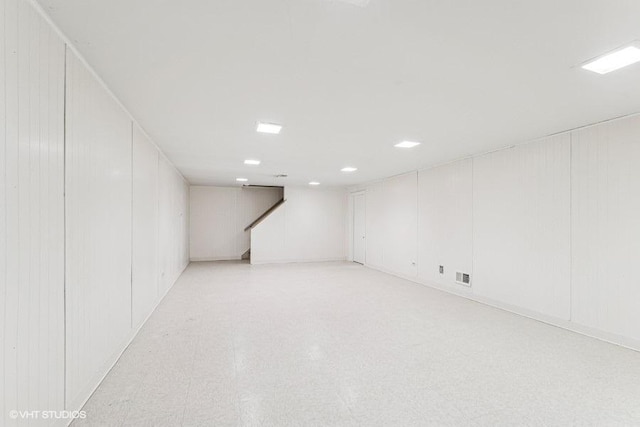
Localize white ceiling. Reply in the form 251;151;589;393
38;0;640;187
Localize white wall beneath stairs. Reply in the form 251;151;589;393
189;186;283;261
251;187;348;264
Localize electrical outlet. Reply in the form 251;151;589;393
439;265;444;274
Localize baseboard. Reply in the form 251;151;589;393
61;261;190;427
190;255;242;262
364;263;640;354
250;257;347;265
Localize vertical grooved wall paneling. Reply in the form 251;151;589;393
1;0;66;425
64;47;133;411
571;115;640;341
417;159;473;291
158;156;189;295
472;134;571;319
355;119;640;350
2;2;190;424
132;124;159;328
364;173;418;277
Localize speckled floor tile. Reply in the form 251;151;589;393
73;261;640;426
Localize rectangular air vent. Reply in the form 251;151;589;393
456;272;471;286
439;265;444;275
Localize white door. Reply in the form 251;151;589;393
353;193;366;264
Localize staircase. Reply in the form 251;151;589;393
244;198;286;232
242;197;286;262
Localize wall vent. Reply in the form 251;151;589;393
456;272;471;286
439;265;444;275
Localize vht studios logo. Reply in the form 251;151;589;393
9;410;87;420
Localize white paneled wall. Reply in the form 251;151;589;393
66;52;189;415
132;124;159;328
473;135;571;319
251;187;347;264
189;187;242;261
355;115;640;350
362;173;418;277
65;48;134;410
384;173;418;277
190;186;237;260
189;186;283;261
158;156;189;294
417;159;473;289
66;49;188;421
1;1;66;425
364;181;385;269
571;116;640;342
1;1;190;425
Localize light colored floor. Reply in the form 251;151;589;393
75;261;640;427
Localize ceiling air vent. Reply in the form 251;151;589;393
456;272;471;287
274;174;288;178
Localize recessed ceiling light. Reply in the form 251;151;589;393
335;0;371;6
244;159;261;165
309;181;320;186
236;178;248;182
394;140;421;148
341;167;357;172
256;122;283;134
582;45;640;74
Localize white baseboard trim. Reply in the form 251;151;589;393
60;261;190;427
250;257;347;265
364;263;640;354
190;255;242;262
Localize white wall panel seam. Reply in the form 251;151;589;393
569;131;573;323
1;0;8;421
62;41;67;412
415;170;419;276
130;120;133;329
156;151;160;297
471;158;474;283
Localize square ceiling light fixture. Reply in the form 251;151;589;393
341;167;358;172
244;159;261;165
394;140;421;148
256;122;283;134
582;44;640;74
334;0;371;6
236;178;248;182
